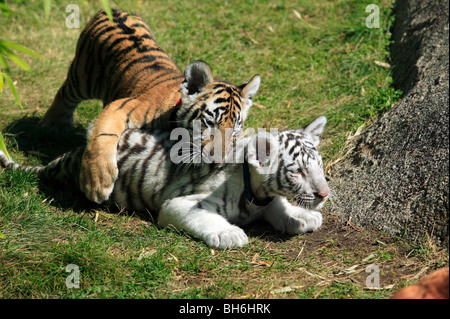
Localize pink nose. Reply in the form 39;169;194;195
315;189;329;199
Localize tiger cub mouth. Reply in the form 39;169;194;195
295;193;325;209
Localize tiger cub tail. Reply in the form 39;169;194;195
0;147;84;186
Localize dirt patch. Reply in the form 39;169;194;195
260;211;446;297
162;210;446;298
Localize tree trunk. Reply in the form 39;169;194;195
328;0;449;248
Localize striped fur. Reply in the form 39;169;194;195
1;117;329;249
40;9;261;204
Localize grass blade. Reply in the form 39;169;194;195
0;132;11;160
0;69;4;94
0;52;8;70
3;72;23;109
101;0;113;22
44;0;52;21
0;41;41;58
3;49;30;71
0;3;13;16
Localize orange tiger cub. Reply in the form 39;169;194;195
40;9;261;203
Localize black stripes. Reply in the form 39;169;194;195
214;97;229;104
136;144;160;207
96;133;119;139
117;18;136;35
116;98;134;110
276;157;284;190
61;7;182;108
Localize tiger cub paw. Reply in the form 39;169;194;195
79;156;118;204
203;226;248;249
285;209;323;235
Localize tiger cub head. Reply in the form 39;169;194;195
177;60;260;163
247;116;330;209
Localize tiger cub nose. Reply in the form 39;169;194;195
315;189;329;199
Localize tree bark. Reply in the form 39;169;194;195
328;0;449;248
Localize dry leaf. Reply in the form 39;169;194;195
338;264;359;275
271;286;293;294
248;253;273;267
40;197;54;205
168;252;179;262
362;253;378;263
138;248;157;260
243;29;258;44
365;284;394;290
270;285;302;294
293;9;302;20
313;289;323;299
299;268;327;280
258;260;274;267
374;60;391;68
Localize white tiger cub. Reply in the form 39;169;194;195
0;116;329;249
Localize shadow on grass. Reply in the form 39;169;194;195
244;222;294;243
3;115;86;162
2;116;106;214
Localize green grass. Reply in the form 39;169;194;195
0;0;447;299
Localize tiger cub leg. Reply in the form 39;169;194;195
40;79;83;130
79;98;141;203
159;196;249;249
263;197;323;235
40;55;90;131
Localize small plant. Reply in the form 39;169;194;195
0;42;40;159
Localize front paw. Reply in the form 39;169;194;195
203;226;248;249
285;210;322;235
79;157;118;204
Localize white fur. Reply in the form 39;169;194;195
159;195;249;249
263;197;323;234
240;75;261;121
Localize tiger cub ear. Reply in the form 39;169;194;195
238;75;261;121
239;74;261;100
300;116;327;147
182;60;214;96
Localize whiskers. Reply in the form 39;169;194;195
174;141;203;172
292;194;316;209
174;141;227;172
322;187;341;211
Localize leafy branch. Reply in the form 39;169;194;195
0;41;40;159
